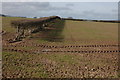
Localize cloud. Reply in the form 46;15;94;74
66;3;74;7
2;2;71;17
2;2;118;20
112;9;118;13
82;10;118;20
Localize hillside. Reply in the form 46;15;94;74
2;17;119;78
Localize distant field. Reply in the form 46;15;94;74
2;17;119;78
2;17;35;32
2;17;23;32
32;18;118;45
2;17;118;43
63;20;118;41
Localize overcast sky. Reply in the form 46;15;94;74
2;2;118;20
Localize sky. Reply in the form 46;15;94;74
1;2;118;20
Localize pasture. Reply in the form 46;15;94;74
63;20;118;41
2;16;119;78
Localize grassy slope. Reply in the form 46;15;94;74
3;51;118;78
63;20;118;42
2;17;118;43
3;51;48;78
2;17;22;32
2;17;118;78
2;17;34;32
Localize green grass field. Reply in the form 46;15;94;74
63;20;118;41
2;17;118;43
3;51;118;78
2;17;119;78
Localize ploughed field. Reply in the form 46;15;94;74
2;17;119;78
